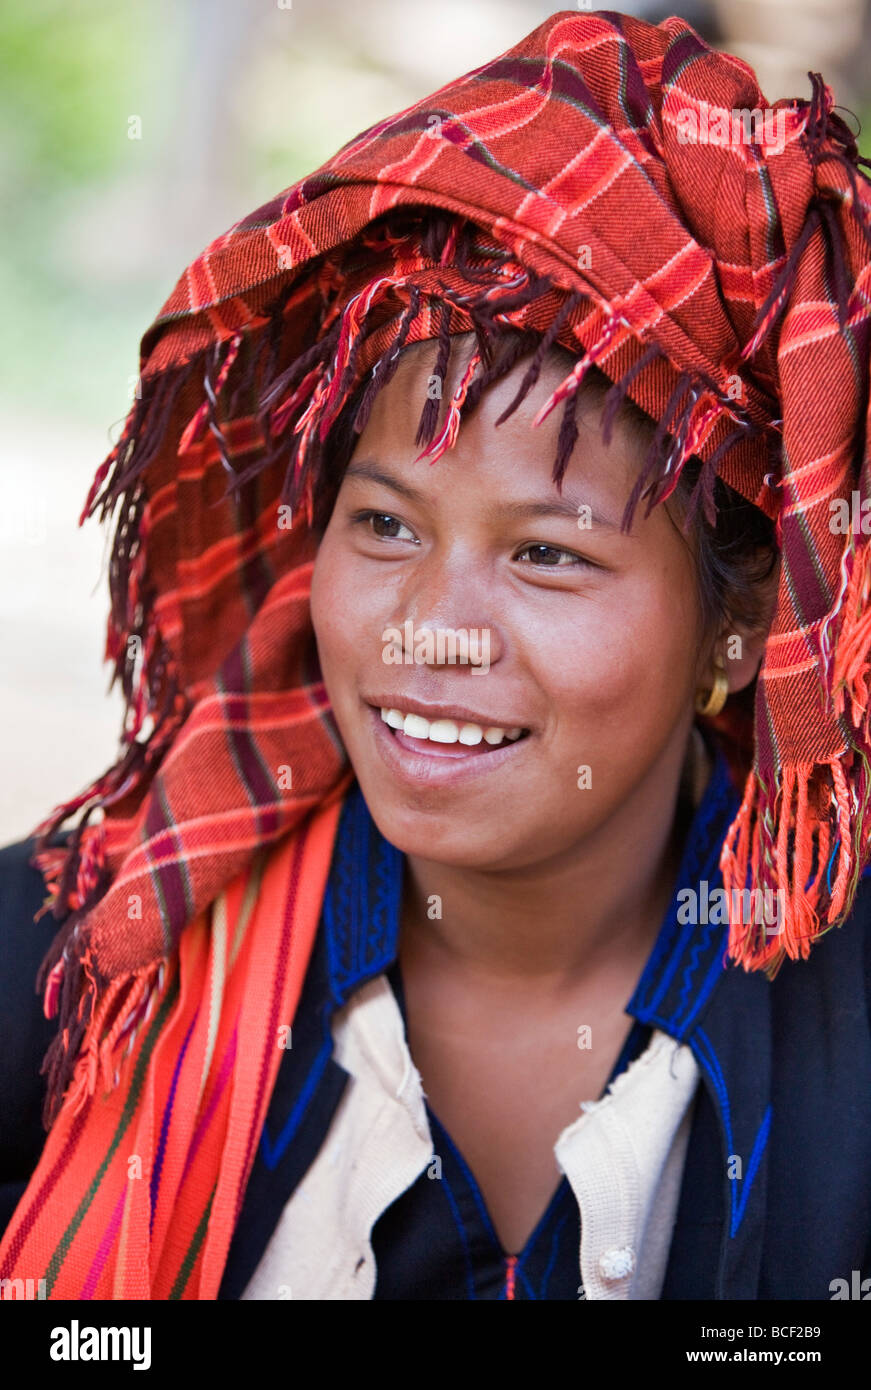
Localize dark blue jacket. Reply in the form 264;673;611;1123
3;739;871;1299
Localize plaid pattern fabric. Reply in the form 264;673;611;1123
5;7;871;1298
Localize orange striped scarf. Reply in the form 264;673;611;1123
0;793;344;1298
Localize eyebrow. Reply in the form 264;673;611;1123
343;459;625;533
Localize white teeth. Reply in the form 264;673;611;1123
427;719;460;743
458;723;483;746
378;706;526;747
403;713;431;739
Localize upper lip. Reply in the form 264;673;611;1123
365;694;531;729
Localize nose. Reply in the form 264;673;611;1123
387;551;502;670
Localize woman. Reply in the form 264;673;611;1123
2;9;871;1300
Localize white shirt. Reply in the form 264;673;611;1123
242;972;699;1301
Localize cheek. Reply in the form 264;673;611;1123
530;566;700;741
310;530;391;685
309;532;353;673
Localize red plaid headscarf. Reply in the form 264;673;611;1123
28;9;871;1129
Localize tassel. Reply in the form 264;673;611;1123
531;309;631;429
177;332;243;456
43;960;65;1020
830;532;871;730
412;348;482;464
50;959;165;1124
270;366;321;437
600;339;665;445
721;751;867;976
415;301;454;447
326;283;423;445
74;822;107;912
492;288;586;427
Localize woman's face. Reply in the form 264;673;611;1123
310;332;709;871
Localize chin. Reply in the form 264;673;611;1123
371;805;518;869
346;762;547;871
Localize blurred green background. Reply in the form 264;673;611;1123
1;0;869;841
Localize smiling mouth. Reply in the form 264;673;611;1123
374;704;531;757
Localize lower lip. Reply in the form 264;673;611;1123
366;705;531;788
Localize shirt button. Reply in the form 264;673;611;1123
599;1246;635;1280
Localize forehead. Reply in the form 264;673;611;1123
353;330;645;507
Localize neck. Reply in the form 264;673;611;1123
399;724;712;990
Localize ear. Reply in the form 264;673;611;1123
701;553;780;698
718;622;768;696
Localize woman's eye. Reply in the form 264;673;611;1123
514;543;590;567
354;510;418;542
350;515;590;567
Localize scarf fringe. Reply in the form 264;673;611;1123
413;346;483;463
38;954;167;1128
74;961;166;1118
720;751;867;977
725;526;871;976
829;530;871;728
31;655;188;1127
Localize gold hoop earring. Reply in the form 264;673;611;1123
695;654;729;718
